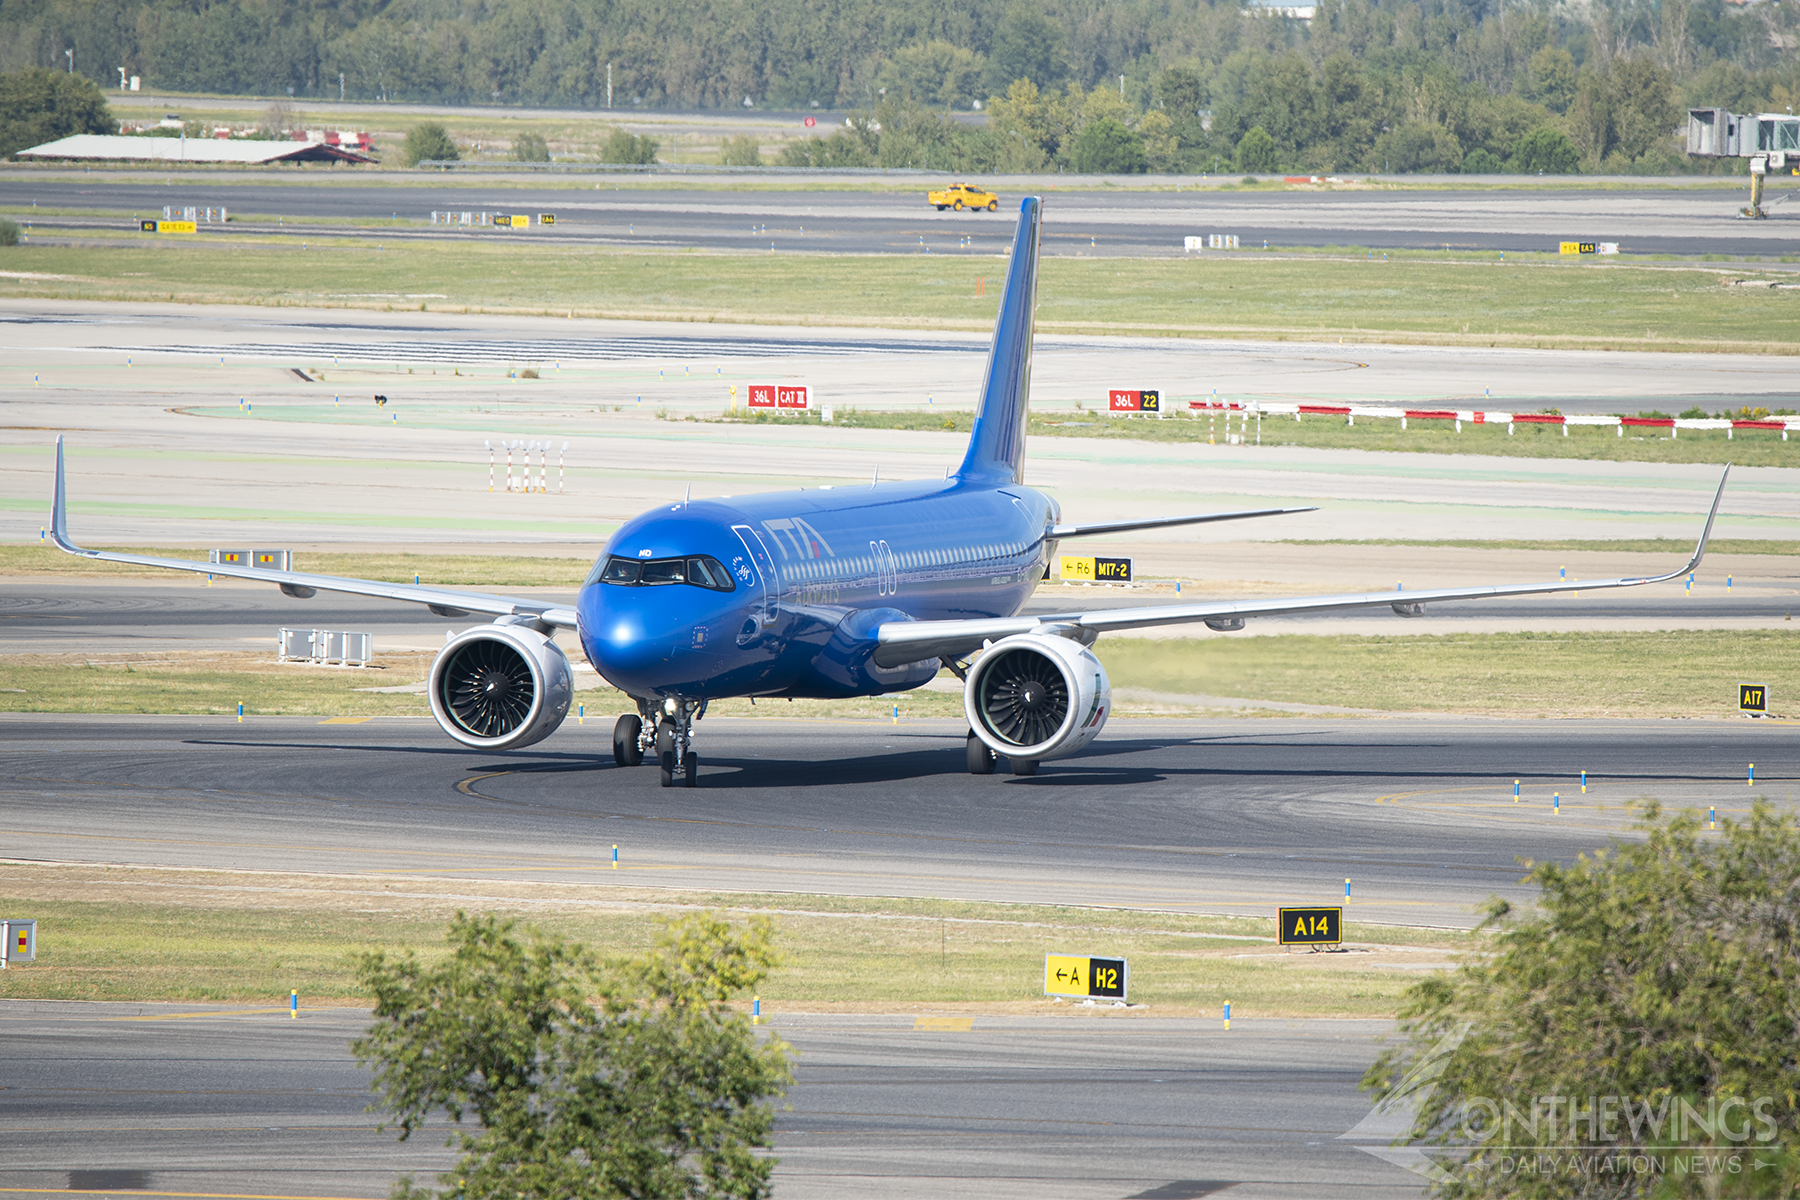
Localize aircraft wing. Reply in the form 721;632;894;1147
874;466;1730;668
1048;505;1317;539
47;438;579;630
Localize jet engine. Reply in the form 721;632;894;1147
964;633;1111;762
428;624;574;750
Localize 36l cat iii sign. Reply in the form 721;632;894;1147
1044;954;1128;1000
1277;907;1342;947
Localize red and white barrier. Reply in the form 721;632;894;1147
1187;400;1794;440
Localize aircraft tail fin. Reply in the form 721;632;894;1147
955;196;1041;485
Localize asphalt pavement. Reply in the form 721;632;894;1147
5;178;1793;257
3;714;1789;926
0;1001;1407;1200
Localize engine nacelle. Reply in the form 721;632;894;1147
428;624;574;750
964;633;1111;762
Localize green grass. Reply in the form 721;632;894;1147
1097;630;1799;718
748;406;1794;467
4;238;1797;353
3;629;1790;719
0;866;1469;1015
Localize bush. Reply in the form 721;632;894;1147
1069;117;1147;174
1235;125;1276;173
0;68;112;160
1460;147;1506;174
1365;802;1800;1197
511;132;549;162
0;216;18;246
719;133;762;166
399;122;458;167
1508;127;1580;175
601;127;658;164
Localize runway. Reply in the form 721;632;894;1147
3;714;1789;927
4;178;1792;257
0;1002;1405;1200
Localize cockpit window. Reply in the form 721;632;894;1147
639;558;686;585
596;554;734;592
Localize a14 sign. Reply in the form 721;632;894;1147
747;384;811;410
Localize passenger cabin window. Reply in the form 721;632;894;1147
596;555;735;592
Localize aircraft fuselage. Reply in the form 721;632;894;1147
577;477;1059;701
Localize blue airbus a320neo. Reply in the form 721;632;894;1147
49;197;1728;787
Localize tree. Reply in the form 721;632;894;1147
355;912;792;1200
601;126;659;164
400;122;458;167
1235;125;1276;172
1523;46;1578;115
1371;122;1463;174
512;132;550;162
0;68;112;160
982;3;1065;96
1609;54;1678;163
1461;147;1506;173
1508;127;1580;173
1069;117;1146;173
1363;802;1800;1199
719;133;761;166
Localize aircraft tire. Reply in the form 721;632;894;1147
966;732;996;775
614;714;644;766
683;751;698;787
656;720;677;787
1010;757;1038;776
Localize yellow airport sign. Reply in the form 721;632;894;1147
1559;241;1597;255
1059;555;1132;583
141;220;196;233
1277;906;1343;946
1044;953;1127;1000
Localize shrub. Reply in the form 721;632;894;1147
0;68;113;160
511;132;549;162
400;122;458;167
601;127;658;164
1508;127;1579;175
719;133;762;166
1069;117;1147;174
1234;125;1276;173
1460;147;1506;174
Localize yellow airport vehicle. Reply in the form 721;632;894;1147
929;182;1000;212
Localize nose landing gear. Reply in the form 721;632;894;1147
616;697;704;787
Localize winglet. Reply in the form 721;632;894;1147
49;436;84;556
955;196;1042;485
1680;464;1729;577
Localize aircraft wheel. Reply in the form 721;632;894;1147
614;714;644;766
657;719;677;787
967;732;996;775
683;751;699;788
1010;757;1038;776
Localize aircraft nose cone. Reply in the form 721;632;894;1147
1019;681;1048;711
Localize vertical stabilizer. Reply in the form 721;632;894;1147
955;197;1041;485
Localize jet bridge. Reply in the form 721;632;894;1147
1686;108;1800;218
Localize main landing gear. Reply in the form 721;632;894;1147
615;697;703;787
966;730;1036;776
